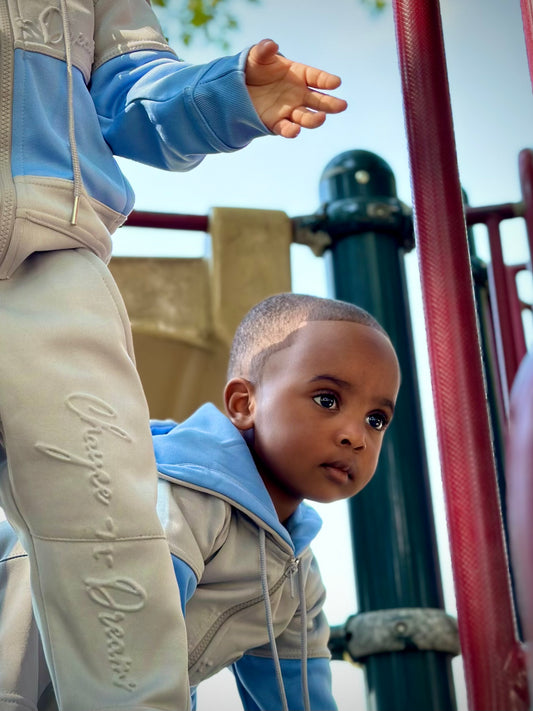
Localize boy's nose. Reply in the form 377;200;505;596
337;422;366;450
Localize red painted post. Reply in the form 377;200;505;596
126;211;209;232
506;264;529;372
520;0;533;92
391;0;528;709
486;215;523;413
519;148;533;271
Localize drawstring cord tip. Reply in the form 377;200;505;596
70;195;79;225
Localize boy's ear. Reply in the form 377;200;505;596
224;378;255;431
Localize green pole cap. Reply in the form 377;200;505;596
319;149;398;204
315;150;413;250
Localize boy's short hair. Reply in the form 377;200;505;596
227;292;389;382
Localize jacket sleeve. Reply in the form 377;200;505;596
90;49;270;171
232;656;337;711
156;479;231;588
90;0;270;171
0;520;52;711
231;551;337;711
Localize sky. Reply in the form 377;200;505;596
111;1;533;709
1;1;531;710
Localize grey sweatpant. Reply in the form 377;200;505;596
0;249;189;711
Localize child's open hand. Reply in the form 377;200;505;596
245;39;348;138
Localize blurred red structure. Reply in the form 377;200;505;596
392;0;531;709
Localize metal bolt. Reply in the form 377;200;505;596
355;169;371;184
395;621;408;635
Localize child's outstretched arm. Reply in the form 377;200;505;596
245;39;348;138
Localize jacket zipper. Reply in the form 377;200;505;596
0;1;16;263
188;556;300;668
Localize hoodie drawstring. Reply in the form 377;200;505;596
298;563;311;711
259;528;311;711
59;0;81;224
259;528;289;711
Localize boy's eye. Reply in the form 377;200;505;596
366;412;389;431
313;393;339;410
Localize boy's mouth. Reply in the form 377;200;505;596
321;461;354;484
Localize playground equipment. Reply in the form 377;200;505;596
302;148;459;711
111;208;291;420
110;1;533;708
114;145;532;711
392;1;531;709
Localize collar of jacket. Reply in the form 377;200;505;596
151;403;323;555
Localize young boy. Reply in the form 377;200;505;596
0;2;347;709
0;293;401;711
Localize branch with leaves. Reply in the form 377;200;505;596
152;0;387;49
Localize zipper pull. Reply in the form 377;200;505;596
287;557;300;598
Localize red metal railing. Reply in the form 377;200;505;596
465;195;530;415
125;210;209;232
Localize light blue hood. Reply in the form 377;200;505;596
151;403;322;555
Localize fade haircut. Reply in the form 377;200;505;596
227;292;389;382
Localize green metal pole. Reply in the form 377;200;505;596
318;150;457;711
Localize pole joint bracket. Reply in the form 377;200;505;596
329;607;460;663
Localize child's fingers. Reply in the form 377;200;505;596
272;108;327;137
250;38;280;64
292;107;327;129
272;118;302;138
303;66;343;91
305;90;348;114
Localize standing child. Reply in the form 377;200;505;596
0;293;401;711
0;3;347;710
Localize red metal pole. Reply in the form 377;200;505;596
519;148;533;270
126;211;209;232
391;1;527;709
520;0;533;92
486;216;524;413
465;203;522;226
506;264;529;375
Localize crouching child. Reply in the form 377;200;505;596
0;292;400;711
